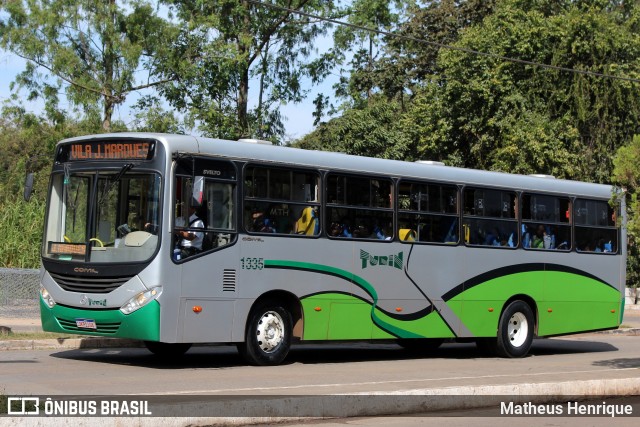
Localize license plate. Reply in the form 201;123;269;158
75;318;97;329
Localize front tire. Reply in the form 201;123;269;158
496;300;534;358
238;302;292;366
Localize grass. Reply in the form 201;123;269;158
0;197;45;268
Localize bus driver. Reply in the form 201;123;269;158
176;205;204;258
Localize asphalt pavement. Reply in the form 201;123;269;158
1;304;639;423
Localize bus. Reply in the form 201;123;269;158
35;132;627;365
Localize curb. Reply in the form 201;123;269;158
1;328;639;351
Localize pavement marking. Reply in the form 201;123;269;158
134;367;639;395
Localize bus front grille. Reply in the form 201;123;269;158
56;317;121;334
49;272;133;293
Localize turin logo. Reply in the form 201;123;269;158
359;250;403;270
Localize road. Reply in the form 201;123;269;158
1;333;639;421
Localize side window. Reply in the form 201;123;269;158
327;174;393;240
173;159;237;261
462;188;518;248
521;194;571;251
398;181;458;243
574;199;618;253
244;166;320;236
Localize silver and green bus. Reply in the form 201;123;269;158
37;133;626;365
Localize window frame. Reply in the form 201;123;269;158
325;172;394;241
243;163;321;237
397;179;460;245
462;186;518;249
573;198;618;254
521;192;572;252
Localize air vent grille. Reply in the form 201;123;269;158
49;272;132;294
222;269;237;292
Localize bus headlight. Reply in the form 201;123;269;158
120;287;162;315
40;286;56;308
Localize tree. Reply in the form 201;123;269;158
295;95;413;159
0;0;173;131
303;1;498;154
376;0;496;102
613;134;640;301
0;105;106;268
329;0;407;108
154;0;334;141
407;0;640;179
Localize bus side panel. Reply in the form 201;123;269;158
538;259;622;336
177;242;240;343
235;238;360;342
181;299;236;342
448;271;546;338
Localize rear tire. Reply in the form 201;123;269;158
238;302;292;366
144;341;192;358
496;300;534;358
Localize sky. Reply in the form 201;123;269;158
0;46;340;141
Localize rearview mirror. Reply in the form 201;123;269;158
24;173;34;202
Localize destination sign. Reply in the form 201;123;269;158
64;141;154;161
48;242;87;256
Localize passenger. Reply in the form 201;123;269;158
176;205;204;258
595;239;605;253
485;228;501;246
250;208;276;233
371;225;390;240
329;222;343;237
294;206;319;235
353;224;370;239
443;220;458;243
531;225;549;249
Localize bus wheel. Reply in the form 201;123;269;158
144;341;192;358
238;303;292;366
496;300;534;358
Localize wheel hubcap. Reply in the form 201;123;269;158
256;311;284;353
508;312;528;348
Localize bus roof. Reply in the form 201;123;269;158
59;132;616;200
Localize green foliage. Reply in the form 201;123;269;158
130;95;188;134
406;0;640;180
155;0;334;140
613;135;640;289
0;106;104;268
0;197;45;268
0;0;173;131
296;96;413;159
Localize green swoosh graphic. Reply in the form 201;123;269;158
265;259;425;338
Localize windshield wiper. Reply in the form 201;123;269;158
99;163;135;206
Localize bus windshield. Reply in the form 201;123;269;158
43;168;162;263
